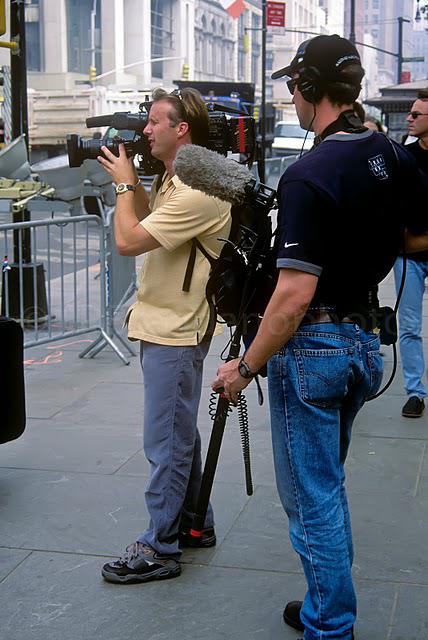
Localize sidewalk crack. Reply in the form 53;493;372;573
0;550;33;584
412;442;426;498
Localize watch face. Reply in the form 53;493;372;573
238;362;251;379
116;183;136;194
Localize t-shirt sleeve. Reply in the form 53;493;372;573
141;186;222;252
403;170;428;235
396;146;428;235
275;178;330;276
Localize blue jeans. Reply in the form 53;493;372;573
394;257;428;398
268;323;383;640
137;340;214;558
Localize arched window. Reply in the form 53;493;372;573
201;15;207;72
220;24;226;77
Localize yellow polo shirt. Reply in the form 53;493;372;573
126;173;231;346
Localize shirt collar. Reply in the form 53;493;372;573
158;172;181;194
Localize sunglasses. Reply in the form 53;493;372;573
408;111;428;120
286;78;299;95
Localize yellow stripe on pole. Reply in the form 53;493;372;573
0;0;5;37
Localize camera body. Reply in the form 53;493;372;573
67;101;257;175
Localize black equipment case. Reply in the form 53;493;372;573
1;317;26;444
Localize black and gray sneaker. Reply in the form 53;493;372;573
402;396;425;418
102;542;181;584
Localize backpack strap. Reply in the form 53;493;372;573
182;238;219;344
182;238;216;293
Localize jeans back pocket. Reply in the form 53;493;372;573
294;348;353;409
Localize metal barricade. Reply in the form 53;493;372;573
0;214;132;364
76;184;137;362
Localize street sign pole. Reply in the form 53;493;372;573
259;0;266;184
397;17;410;84
349;0;356;44
10;0;28;148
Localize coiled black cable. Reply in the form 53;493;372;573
208;391;233;421
237;393;253;496
208;390;253;496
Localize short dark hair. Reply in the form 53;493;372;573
323;64;365;106
353;100;366;121
364;115;384;132
417;88;428;101
151;87;209;146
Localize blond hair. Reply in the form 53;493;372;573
151;87;210;146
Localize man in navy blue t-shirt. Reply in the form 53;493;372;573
213;35;428;640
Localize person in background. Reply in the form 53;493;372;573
394;89;428;417
363;115;385;133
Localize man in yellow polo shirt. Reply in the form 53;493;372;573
97;88;231;584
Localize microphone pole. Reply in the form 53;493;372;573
190;326;244;537
189;229;264;538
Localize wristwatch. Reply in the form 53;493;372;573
115;183;137;195
238;358;255;379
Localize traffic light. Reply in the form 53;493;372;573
243;32;250;54
182;63;189;80
0;0;5;37
89;66;97;83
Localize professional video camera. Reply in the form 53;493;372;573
66;101;257;175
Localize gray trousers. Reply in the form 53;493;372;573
137;340;214;558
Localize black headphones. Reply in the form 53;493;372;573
297;65;325;104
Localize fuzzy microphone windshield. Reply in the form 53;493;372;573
173;144;254;205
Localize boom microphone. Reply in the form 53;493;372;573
173;145;254;205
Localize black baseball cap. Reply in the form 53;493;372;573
271;34;361;81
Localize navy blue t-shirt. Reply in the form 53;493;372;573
403;140;428;261
276;129;428;311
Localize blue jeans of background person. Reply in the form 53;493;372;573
137;340;214;558
268;323;383;640
394;257;428;399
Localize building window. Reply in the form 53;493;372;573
25;0;42;71
238;12;246;80
266;50;273;71
251;14;261;85
220;24;226;77
151;0;173;79
67;0;101;74
201;15;207;73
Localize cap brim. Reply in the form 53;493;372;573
271;65;293;80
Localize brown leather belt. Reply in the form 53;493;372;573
301;310;355;325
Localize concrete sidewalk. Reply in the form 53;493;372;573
0;272;427;640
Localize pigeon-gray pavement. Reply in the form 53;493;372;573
1;271;427;640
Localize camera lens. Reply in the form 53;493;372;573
66;134;122;168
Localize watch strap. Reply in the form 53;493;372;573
238;358;255;379
115;182;137;195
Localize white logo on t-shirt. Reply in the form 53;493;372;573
284;242;299;249
368;154;389;180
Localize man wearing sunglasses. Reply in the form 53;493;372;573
214;35;428;640
394;89;428;418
